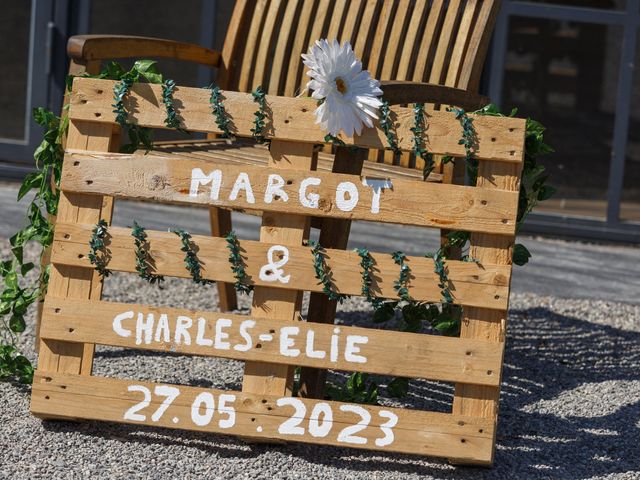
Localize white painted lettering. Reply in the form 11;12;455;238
344;335;368;363
174;315;193;345
215;318;232;350
280;326;301;357
259;245;291;284
113;310;134;338
234;320;255;352
229;172;255;204
136;313;154;345
299;177;321;208
264;174;289;204
362;178;393;214
305;330;326;359
195;317;213;346
154;313;170;343
190;168;222;199
335;181;359;212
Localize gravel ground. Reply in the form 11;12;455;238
1;243;639;479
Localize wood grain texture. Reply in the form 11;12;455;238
50;222;512;310
60;151;520;235
68;78;525;162
39;298;502;386
242;140;316;398
67;35;220;66
37;119;114;379
452;159;523;466
31;372;494;463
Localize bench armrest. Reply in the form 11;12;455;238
67;35;221;67
380;81;489;111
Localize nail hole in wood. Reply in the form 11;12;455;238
481;200;487;205
45;395;50;399
54;308;61;313
490;137;496;142
460;439;466;443
509;128;514;132
73;161;80;166
286;180;293;185
77;254;84;259
301;108;308;113
465;351;472;356
284;119;290;124
501;219;508;224
86;180;93;185
68;328;75;333
80;99;88;104
261;399;267;404
267;407;273;411
96;89;103;94
495;295;500;300
64;234;71;239
256;343;262;349
61;385;67;389
458;420;465;426
479;429;484;433
510;150;515;156
94;112;101;118
251;417;256;422
269;329;275;334
45;377;52;382
487;370;493;375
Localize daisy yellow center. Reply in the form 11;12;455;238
334;77;348;94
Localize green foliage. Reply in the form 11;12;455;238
161;79;187;133
88;219;112;279
0;106;65;382
0;345;33;384
307;240;347;303
131;221;164;284
107;60;164;153
391;251;411;302
513;243;532;266
326;372;379;405
323;134;346;147
354;247;383;309
208;85;234;139
411;103;435;180
225;230;253;294
379;100;400;156
172;229;213;286
250;86;268;143
386;376;409;398
448;107;479;183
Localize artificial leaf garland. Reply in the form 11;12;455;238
208;85;234;139
307;240;347;303
391;251;412;302
355;247;383;309
161;79;186;133
448;107;479;183
379;100;400;156
411;103;435;181
172;229;212;285
250;86;268;143
131;221;164;284
225;231;253;294
88;219;112;279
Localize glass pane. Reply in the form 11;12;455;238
89;0;204;87
502;16;622;220
621;34;640;224
0;2;31;141
525;0;626;10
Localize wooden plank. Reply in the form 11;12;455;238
37;119;114;378
68;77;526;162
299;146;366;398
208;207;237;312
39;298;502;386
452;160;523;466
30;372;494;462
50;222;511;310
242;140;316;398
60;151;520;235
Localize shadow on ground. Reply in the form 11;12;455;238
39;303;640;480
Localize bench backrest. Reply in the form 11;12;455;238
218;0;501;95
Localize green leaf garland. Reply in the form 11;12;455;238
225;230;253;294
88;219;112;279
131;221;164;284
172;229;213;285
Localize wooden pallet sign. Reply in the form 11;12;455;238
31;77;525;465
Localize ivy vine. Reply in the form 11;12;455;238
172;230;213;286
131;221;164;284
88;219;112;279
307;240;347;303
379;100;400;156
161;79;186;133
354;247;383;309
250;86;268;143
225;231;253;294
411;103;435;180
208;85;234;139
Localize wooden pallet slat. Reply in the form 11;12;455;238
50;222;511;310
31;372;495;463
39;298;503;386
60;151;520;234
68;77;526;162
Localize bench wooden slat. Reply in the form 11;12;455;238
31;372;494;462
39;298;502;386
68;77;525;163
60;151;520;235
51;222;511;310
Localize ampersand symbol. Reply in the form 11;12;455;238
259;245;291;284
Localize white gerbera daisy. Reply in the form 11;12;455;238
302;39;383;137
